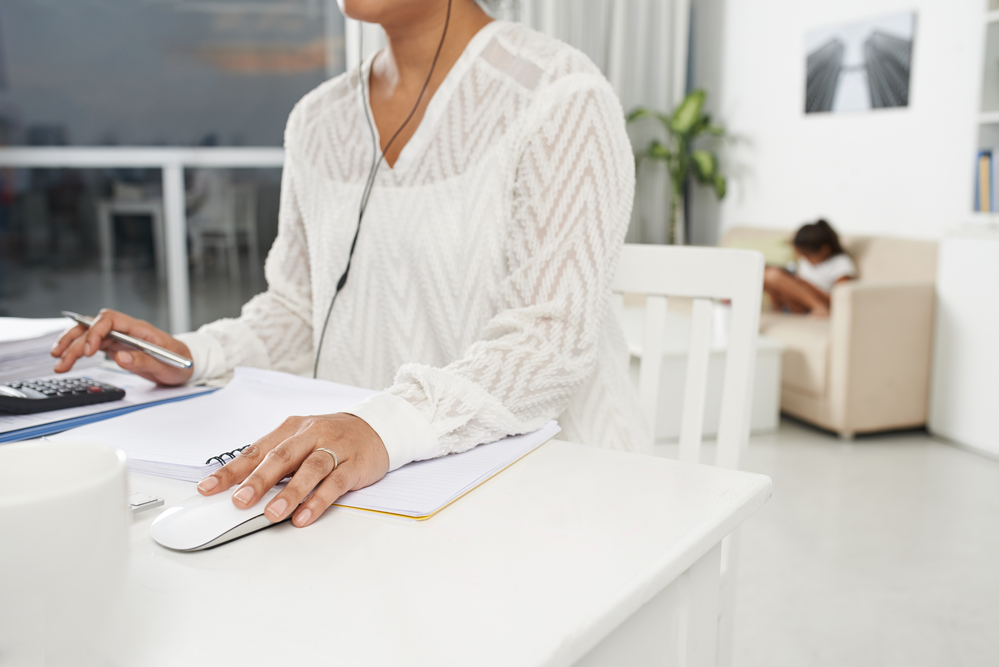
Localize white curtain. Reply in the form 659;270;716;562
514;0;691;244
344;0;691;243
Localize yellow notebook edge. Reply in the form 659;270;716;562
332;430;561;521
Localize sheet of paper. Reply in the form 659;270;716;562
0;366;214;437
50;367;377;468
335;421;561;517
0;317;69;343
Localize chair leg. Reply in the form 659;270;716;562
716;532;741;667
839;431;855;442
226;231;240;286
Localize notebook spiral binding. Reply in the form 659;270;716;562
205;445;250;467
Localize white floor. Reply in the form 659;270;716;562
669;420;999;667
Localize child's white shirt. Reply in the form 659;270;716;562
797;253;857;293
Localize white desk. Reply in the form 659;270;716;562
110;440;770;667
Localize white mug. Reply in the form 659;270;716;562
0;441;129;667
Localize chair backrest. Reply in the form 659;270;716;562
611;244;764;470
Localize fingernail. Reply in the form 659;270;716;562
118;351;132;365
197;476;218;493
233;486;254;505
296;508;312;526
267;498;288;519
84;342;92;355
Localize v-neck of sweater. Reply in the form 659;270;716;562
358;20;506;174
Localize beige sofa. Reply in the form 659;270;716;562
721;227;937;438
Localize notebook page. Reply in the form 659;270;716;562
50;367;376;467
335;421;561;517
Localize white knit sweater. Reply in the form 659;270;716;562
177;20;649;470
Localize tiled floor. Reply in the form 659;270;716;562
688;420;999;667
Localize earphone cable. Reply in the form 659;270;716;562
313;0;453;378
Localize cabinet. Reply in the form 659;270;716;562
973;3;999;225
928;231;999;459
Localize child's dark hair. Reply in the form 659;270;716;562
793;219;844;256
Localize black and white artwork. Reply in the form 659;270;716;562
805;12;916;114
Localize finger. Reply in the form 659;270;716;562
111;349;191;386
293;462;359;527
112;350;167;385
84;309;128;357
264;448;338;523
54;331;92;373
232;434;314;510
197;442;266;496
196;416;309;497
51;324;88;358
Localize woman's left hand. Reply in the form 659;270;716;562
196;413;389;527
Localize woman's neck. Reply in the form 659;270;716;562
374;1;492;94
366;0;492;165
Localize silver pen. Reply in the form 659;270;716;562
61;311;194;370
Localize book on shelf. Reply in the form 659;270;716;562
977;150;992;213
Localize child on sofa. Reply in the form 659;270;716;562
763;219;856;318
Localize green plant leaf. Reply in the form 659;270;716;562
690;149;716;182
626;107;658;123
713;174;727;199
646;139;671;161
627;107;671;130
670;90;706;135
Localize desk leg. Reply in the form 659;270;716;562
97;203;116;307
151;206;167;284
162;164;191;333
572;543;722;667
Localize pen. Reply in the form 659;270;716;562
61;311;194;370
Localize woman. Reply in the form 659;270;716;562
762;219;856;318
52;0;645;528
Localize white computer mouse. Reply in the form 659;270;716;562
150;486;287;551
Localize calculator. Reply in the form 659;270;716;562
0;377;126;414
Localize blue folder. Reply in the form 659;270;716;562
0;390;216;444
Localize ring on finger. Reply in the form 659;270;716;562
315;447;338;472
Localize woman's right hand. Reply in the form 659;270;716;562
50;309;194;386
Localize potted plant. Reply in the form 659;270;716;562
627;89;727;245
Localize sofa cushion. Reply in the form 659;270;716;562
841;235;937;283
759;312;830;397
723;231;796;267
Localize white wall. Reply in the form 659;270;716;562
691;0;984;243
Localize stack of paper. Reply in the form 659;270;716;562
0;317;100;383
50;367;560;519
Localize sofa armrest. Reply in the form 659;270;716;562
827;281;935;432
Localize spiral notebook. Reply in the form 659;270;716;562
49;367;560;520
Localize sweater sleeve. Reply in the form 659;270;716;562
176;115;315;381
350;81;634;469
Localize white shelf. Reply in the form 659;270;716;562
980;111;999;124
961;211;999;233
989;9;999;24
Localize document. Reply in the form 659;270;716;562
0;366;215;443
49;367;560;519
0;316;101;384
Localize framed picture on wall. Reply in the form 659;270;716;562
805;12;917;114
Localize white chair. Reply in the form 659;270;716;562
188;173;260;284
611;243;764;667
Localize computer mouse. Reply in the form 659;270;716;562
150;485;288;551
